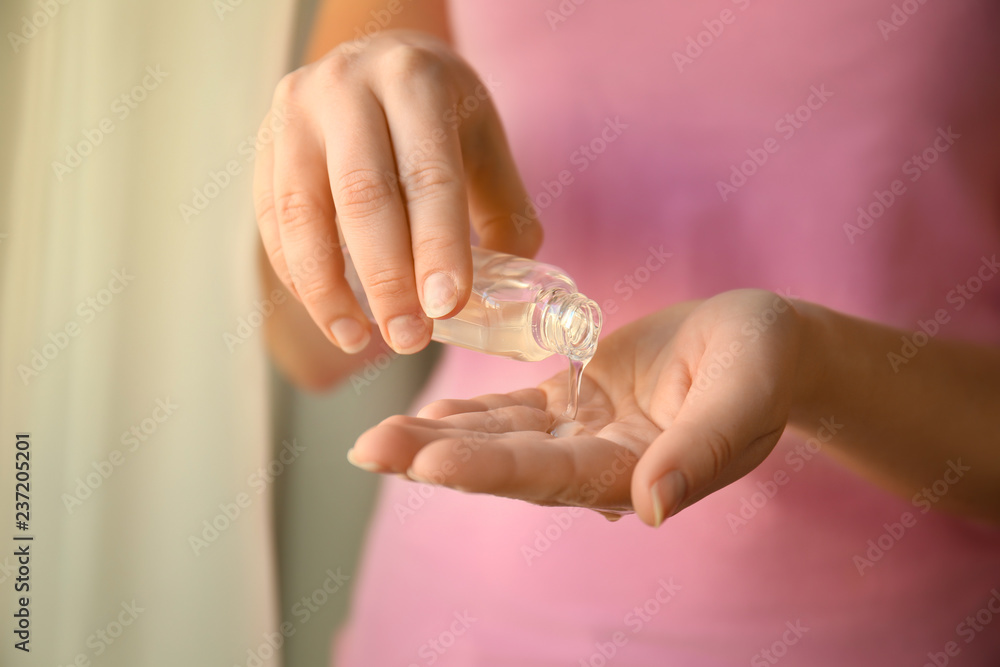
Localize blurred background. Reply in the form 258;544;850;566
0;1;436;665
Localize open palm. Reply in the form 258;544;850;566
348;289;802;526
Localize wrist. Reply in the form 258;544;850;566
787;299;836;429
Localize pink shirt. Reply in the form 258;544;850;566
336;1;1000;664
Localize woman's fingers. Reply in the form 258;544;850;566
350;389;637;511
349;416;453;473
322;81;434;355
370;44;472;321
417;388;548;419
410;432;637;509
254;34;543;354
348;405;547;475
253;111;294;295
435;404;552;434
273;105;374;352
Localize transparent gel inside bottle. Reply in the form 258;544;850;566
343;246;602;417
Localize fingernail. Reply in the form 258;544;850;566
405;467;433;484
346;449;388;473
422;272;458;319
650;471;686;527
386;314;429;353
330;318;370;354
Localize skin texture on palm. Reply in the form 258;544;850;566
348;290;801;526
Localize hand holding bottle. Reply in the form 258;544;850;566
253;30;542;355
347;290;804;526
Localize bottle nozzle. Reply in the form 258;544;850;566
535;289;602;361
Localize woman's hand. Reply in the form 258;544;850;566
348;289;805;526
253;30;541;356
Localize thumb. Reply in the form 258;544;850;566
630;377;788;527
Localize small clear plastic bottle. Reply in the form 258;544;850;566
342;246;602;363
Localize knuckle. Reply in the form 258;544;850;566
275;191;328;233
361;265;413;303
476;215;508;237
287;257;338;300
518;219;544;254
399;160;461;203
701;427;734;481
381;414;413;429
272;70;303;106
270;73;312;129
316;48;357;82
294;272;338;304
335;168;396;218
263;243;288;274
253;191;277;223
551;452;581;506
380;43;441;81
411;235;464;266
